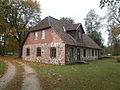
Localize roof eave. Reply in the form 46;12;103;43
29;26;51;32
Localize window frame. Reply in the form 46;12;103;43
34;32;38;40
37;47;41;56
77;48;80;60
95;50;97;56
78;32;82;39
26;48;30;56
89;49;91;56
83;49;86;57
41;30;45;39
70;47;74;61
50;47;56;58
92;49;94;56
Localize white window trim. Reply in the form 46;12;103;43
34;32;38;40
41;30;45;39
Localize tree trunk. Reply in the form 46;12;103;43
18;42;23;58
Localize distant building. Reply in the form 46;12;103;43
22;16;101;65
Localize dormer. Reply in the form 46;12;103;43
65;23;85;43
76;23;85;41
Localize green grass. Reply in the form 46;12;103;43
0;61;6;77
30;59;120;90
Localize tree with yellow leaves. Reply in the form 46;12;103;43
0;0;41;57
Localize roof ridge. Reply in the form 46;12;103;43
48;16;64;24
47;16;76;26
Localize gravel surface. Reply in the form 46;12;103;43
18;62;42;90
0;61;16;90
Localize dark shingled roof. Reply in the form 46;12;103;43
29;17;51;31
28;16;101;49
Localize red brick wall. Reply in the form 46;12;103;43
24;28;63;45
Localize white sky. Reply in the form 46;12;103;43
38;0;108;46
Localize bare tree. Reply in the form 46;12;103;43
84;9;104;47
100;0;120;8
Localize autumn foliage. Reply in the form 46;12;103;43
0;0;41;57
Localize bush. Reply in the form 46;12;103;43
116;56;120;63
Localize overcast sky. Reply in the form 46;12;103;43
38;0;108;45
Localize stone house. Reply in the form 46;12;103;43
22;16;101;65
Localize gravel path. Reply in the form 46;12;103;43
0;61;16;90
18;62;42;90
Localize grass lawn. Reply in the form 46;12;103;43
0;61;6;77
30;58;120;90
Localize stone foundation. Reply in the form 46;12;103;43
22;43;100;65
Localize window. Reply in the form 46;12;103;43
95;50;97;56
77;49;80;60
92;49;94;56
83;49;86;57
34;32;38;40
37;47;41;56
41;30;45;39
26;48;30;56
79;32;81;39
28;35;30;39
63;26;66;32
70;47;74;61
89;49;91;56
98;50;100;56
50;47;56;58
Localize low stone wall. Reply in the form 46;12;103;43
22;43;65;65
